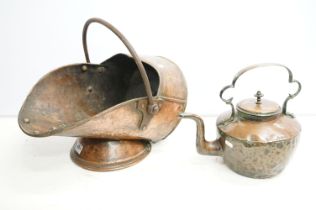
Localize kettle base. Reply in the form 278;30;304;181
70;138;151;171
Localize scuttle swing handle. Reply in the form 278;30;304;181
82;17;159;114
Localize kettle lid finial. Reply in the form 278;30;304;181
236;91;281;119
254;91;264;104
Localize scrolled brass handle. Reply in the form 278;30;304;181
220;63;301;119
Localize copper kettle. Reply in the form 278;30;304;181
181;64;301;178
18;18;187;171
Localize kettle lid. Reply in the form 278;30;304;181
236;91;281;119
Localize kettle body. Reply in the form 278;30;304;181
181;64;301;178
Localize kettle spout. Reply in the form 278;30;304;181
180;113;223;156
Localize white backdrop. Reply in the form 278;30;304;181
0;0;315;116
1;1;316;210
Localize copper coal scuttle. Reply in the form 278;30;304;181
18;18;187;171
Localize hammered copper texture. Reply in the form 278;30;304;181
217;111;301;143
223;135;299;178
18;54;187;141
70;138;151;171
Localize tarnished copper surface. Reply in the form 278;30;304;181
18;54;187;171
70;138;151;171
18;54;187;140
222;135;299;178
18;18;187;171
217;111;301;143
237;98;281;117
181;63;301;178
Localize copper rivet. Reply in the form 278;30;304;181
152;105;159;113
97;66;105;73
82;65;88;72
23;118;30;123
87;86;93;93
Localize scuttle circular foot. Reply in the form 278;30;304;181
70;138;151;171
